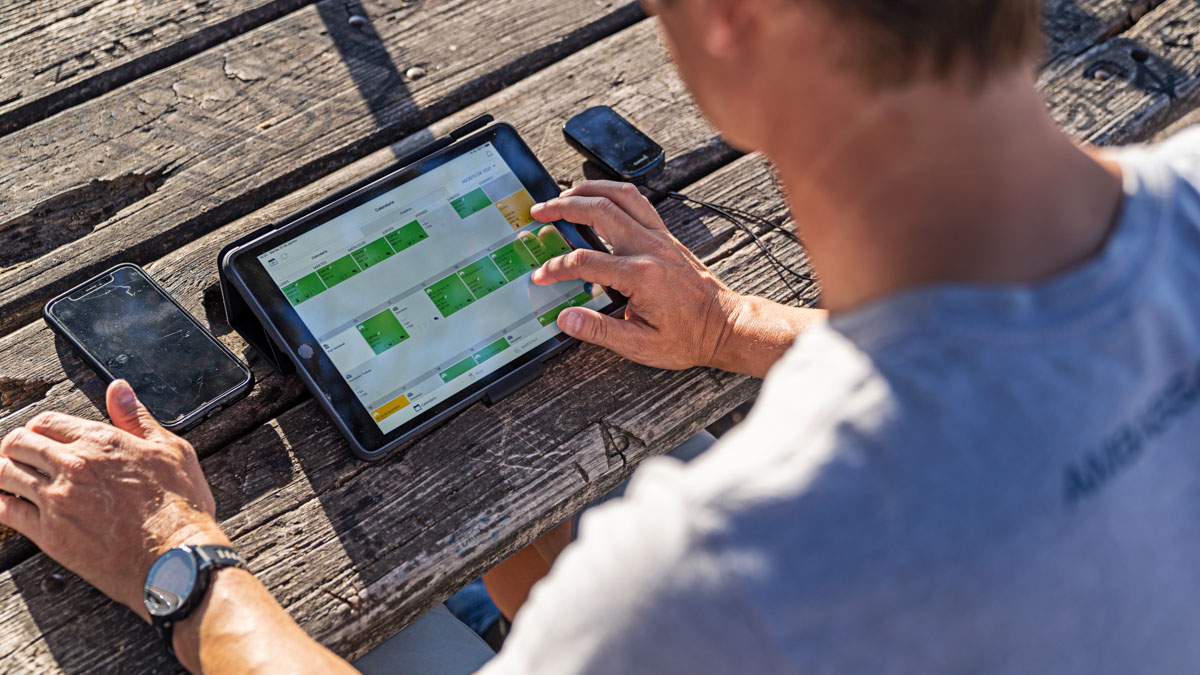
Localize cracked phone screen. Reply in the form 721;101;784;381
49;266;249;426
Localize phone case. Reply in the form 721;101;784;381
43;263;254;432
562;106;665;183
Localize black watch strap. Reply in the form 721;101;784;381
193;544;247;571
152;545;246;662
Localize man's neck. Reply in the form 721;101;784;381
768;69;1125;314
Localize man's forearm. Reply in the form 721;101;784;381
709;296;826;379
174;567;356;674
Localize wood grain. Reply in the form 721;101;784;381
1;0;1198;671
0;152;812;673
1154;105;1200;140
0;18;735;569
0;0;645;339
0;0;1162;341
1041;0;1200;144
0;0;319;136
1043;0;1164;63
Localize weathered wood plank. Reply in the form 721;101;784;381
0;2;1187;670
1041;0;1200;144
0;0;1154;341
0;0;645;339
0;0;319;136
1154;105;1200;140
2;0;1192;570
0;18;737;569
0;153;813;673
1043;0;1164;62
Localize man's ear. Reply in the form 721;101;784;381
701;0;761;58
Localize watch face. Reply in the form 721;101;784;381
144;548;198;618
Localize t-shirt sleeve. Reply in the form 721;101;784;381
1154;125;1200;182
1151;126;1200;237
479;456;783;675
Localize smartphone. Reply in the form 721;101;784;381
44;264;253;432
563;106;665;182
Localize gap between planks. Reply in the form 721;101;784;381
0;0;647;339
0;0;1175;343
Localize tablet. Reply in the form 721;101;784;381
225;123;625;459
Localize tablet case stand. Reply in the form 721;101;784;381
217;114;548;406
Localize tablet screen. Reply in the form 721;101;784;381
254;142;611;433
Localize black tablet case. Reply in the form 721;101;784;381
217;115;495;377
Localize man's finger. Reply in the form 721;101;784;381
107;380;169;442
557;307;650;358
0;427;63;477
0;457;46;505
531;249;638;296
25;411;106;444
531;196;651;253
561;181;666;231
0;493;39;539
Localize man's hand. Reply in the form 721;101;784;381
531;181;745;371
531;181;824;377
0;382;361;674
0;380;227;621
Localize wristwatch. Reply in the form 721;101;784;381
144;544;246;660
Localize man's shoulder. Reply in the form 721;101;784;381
1126;126;1200;199
1117;126;1200;253
1150;125;1200;164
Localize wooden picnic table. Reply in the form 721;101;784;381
0;0;1197;671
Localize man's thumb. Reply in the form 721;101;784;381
558;307;639;352
106;380;164;440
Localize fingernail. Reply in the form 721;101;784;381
562;310;583;335
114;380;137;408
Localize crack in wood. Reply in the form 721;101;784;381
0;377;55;418
1;2;108;47
1105;0;1171;39
0;1;321;137
1042;0;1200;145
321;585;362;614
573;460;590;485
701;367;732;392
1;3;1193;667
0;169;172;270
1045;0;1169;62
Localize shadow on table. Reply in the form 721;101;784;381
8;553;183;672
6;3;446;670
52;334;110;414
317;0;435;160
14;0;1170;669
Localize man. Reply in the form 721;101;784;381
4;0;1200;671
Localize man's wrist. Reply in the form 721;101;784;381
134;516;230;625
151;502;229;554
171;565;255;673
704;290;752;373
705;293;826;378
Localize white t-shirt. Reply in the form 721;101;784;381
482;128;1200;674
